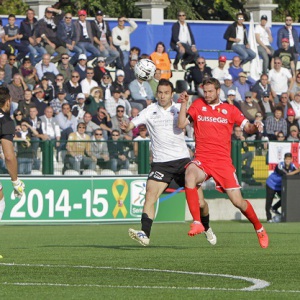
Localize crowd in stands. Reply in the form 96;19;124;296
0;8;300;176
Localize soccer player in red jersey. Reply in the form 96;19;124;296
178;77;269;248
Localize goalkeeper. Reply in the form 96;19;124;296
0;87;25;220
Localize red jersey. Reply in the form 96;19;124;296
188;98;247;163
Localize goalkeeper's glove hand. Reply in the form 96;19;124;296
12;179;25;198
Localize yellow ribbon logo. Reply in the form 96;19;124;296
112;179;128;218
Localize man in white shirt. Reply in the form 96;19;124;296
255;15;274;74
112;16;137;68
120;79;216;247
105;86;127;118
80;67;98;97
212;56;229;85
36;53;59;81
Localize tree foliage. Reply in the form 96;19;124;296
0;0;28;15
273;0;300;22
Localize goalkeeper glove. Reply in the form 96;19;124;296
12;179;25;198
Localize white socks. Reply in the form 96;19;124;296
0;198;5;220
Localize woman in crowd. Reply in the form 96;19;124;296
85;86;105;116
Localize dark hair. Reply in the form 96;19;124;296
157;79;174;93
203;77;221;90
155;42;166;53
130;46;141;56
8;14;16;19
77;122;86;129
284;152;292;158
116;105;125;111
0;87;10;108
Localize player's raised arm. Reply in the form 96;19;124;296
243;119;264;135
178;91;190;129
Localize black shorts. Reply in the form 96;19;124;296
0;112;15;142
148;157;191;187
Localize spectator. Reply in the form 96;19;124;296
0;54;11;84
91;107;112;138
277;92;293;119
105;86;127;118
18;89;36;118
20;58;38;90
80;67;98;98
13;109;25;127
269;57;293;103
57;12;82;66
185;56;212;93
224;89;241;110
276;131;286;141
85;86;104;115
83;111;101;137
91;10;119;66
8;74;28;114
265;107;287;140
290;91;300;124
234;72;251;100
255;15;274;74
71;93;86;122
240;91;262;123
258;91;276;120
112;16;138;68
129;107;140;139
149;68;161;96
228;55;243;82
31;87;48;117
286;108;299;133
90;128;110;169
73;10;101;63
287;125;300;141
99;73;112;101
7;54;19;77
65;71;82;104
36;53;59;82
93;57;111;83
108;129;130;172
0;68;7;88
224;12;256;66
212;56;229;84
20;8;47;66
112;69;130;100
111;105;132;141
3;14;30;63
133;124;151;162
289;72;300;100
50;89;68;115
277;15;299;71
74;53;88;81
251;74;273;102
149;42;172;80
124;54;138;86
220;74;242;102
272;38;295;75
129;77;154;109
35;7;67;64
170;11;198;70
57;53;74;83
53;73;68;97
65;122;97;173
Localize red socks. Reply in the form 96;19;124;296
185;187;201;222
242;200;262;231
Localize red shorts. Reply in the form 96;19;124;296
186;159;241;193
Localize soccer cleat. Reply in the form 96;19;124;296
270;207;281;215
204;228;217;245
257;228;269;248
128;228;150;246
188;222;205;237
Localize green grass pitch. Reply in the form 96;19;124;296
1;221;300;300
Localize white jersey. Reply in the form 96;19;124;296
131;102;190;163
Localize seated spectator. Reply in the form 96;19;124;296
81;67;98;98
36;53;59;82
277;92;293;119
286;108;299;133
289;72;300;100
149;41;172;80
74;54;88;81
65;122;97;173
133;124;151;162
35;75;54;103
111;105;132;141
265;107;287;140
124;54;138;86
85;87;104;115
108;129;130;172
93;57;111;84
83;112;101;137
223;12;256;66
149;68;161;97
290;91;300;124
71;93;86;122
240;91;262;123
40;106;61;148
234;72;251;100
18;89;36;118
129;107;140;138
228;56;243;81
105;86;128;118
224;89;241;110
8;54;19;77
31;87;49;116
20;58;38;90
90;129;110;169
112;69;130;100
57;53;74;83
212;56;229;84
287;125;300;141
220;74;242;102
91;107;112;139
251;74;273;102
14;121;39;174
269;57;293;103
129;77;154;109
258;91;276;120
185;56;212;93
0;68;7;88
65;71;82;104
13;109;25;127
50;90;68;115
276;131;286;141
53;74;68;97
99;73;112;101
0;54;12;85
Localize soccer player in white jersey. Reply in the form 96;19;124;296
120;79;216;246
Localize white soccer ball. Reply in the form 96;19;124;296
134;58;156;81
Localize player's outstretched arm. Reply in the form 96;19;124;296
178;92;190;129
244;120;264;135
120;120;135;133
